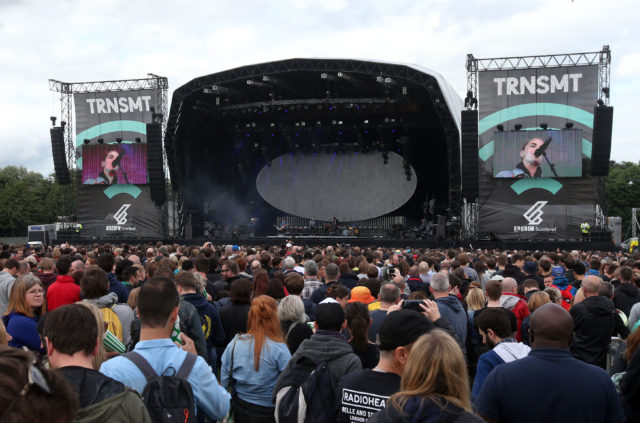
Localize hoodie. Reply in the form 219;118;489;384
570;295;629;369
435;295;468;354
47;274;82;311
59;366;151;423
84;293;134;347
614;283;640;316
471;341;531;402
37;272;58;291
272;333;361;399
499;293;529;342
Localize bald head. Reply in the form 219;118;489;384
582;275;602;296
530;303;573;349
502;277;517;294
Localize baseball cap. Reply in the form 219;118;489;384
523;261;538;274
378;310;435;351
315;302;345;331
348;286;375;304
551;266;565;277
490;274;504;281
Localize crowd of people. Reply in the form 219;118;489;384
0;241;639;422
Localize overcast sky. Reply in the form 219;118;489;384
1;0;638;176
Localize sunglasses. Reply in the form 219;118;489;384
0;361;52;421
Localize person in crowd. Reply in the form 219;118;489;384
570;275;629;368
220;259;243;292
0;346;79;422
310;262;340;304
475;303;624;422
522;261;544;290
499;277;529;341
100;277;231;421
326;283;350;308
80;265;134;346
47;256;82;312
521;290;551;346
273;302;361;397
44;304;151;422
618;328;640;421
471;308;531;402
336;308;439;422
302;260;323;299
0;258;20;316
338;262;359;289
97;253;129;304
369;330;482;423
278;295;313;354
3;273;47;355
345;302;379;369
252;269;270;299
549;266;575;311
430;273;467;354
522;278;540;301
221;295;291;423
284;271;317;321
35;257;57;291
466;285;486;367
176;270;225;369
0;319;11;345
368;282;401;342
614;266;640;317
219;278;252;348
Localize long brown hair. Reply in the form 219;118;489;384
5;274;46;317
246;295;284;370
390;330;471;413
252;270;269;298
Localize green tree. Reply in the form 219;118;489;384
605;161;640;234
0;166;65;235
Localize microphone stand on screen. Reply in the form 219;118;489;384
535;138;558;178
112;152;130;184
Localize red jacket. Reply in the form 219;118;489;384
47;275;81;311
500;292;530;342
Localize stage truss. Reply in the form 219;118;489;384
48;74;169;233
463;46;611;239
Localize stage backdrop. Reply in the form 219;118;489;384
477;65;599;239
74;88;162;237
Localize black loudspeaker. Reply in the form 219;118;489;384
146;122;166;205
461;109;479;199
50;127;71;185
591;106;613;176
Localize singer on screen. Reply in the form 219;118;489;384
495;137;546;178
85;148;123;184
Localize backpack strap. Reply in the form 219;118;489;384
124;351;158;383
176;352;198;380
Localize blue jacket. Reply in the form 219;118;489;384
107;273;129;303
435;295;467;354
552;276;577;296
182;293;225;348
3;312;45;354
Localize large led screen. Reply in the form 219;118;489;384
493;129;582;178
82;144;148;185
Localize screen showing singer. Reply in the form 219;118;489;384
493;129;582;178
82;144;148;185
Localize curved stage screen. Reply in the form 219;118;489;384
256;151;417;221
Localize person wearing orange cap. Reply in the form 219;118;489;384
348;286;376;305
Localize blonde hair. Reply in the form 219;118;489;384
127;287;141;310
0;320;9;345
77;302;107;369
466;287;485;311
390;330;471;413
573;287;585;305
527;291;551;313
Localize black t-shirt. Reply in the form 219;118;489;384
368;309;388;343
336;369;401;423
349;341;380;370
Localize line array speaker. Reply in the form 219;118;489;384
591;106;613;176
146;122;166;205
50;127;71;185
461;109;479;199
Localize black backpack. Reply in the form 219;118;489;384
125;351;197;423
274;354;335;423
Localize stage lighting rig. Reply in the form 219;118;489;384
83;139;90;145
514;124;522;131
496;125;504;132
565;123;574;129
464;91;478;110
50;116;57;126
539;123;548;130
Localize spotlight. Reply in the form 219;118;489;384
565;123;574;130
597;99;605;106
135;137;142;143
540;123;548;130
464;91;478;110
514;124;522;131
83;139;90;145
98;138;104;144
50;116;57;127
496;125;504;132
116;137;123;143
602;87;610;98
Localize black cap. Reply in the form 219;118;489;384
378;310;435;351
316;302;345;331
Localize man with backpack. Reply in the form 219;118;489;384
272;302;361;423
45;304;151;422
100;277;230;421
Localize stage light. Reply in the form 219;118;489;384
320;73;328;79
116;137;123;143
83;139;90;145
98;138;104;144
464;91;478;110
50;116;57;126
540;123;548;130
565;123;574;129
514;124;522;131
597;99;605;106
135;137;142;143
496;125;504;132
602;87;610;98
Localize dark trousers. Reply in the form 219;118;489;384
583;232;590;242
232;396;275;423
